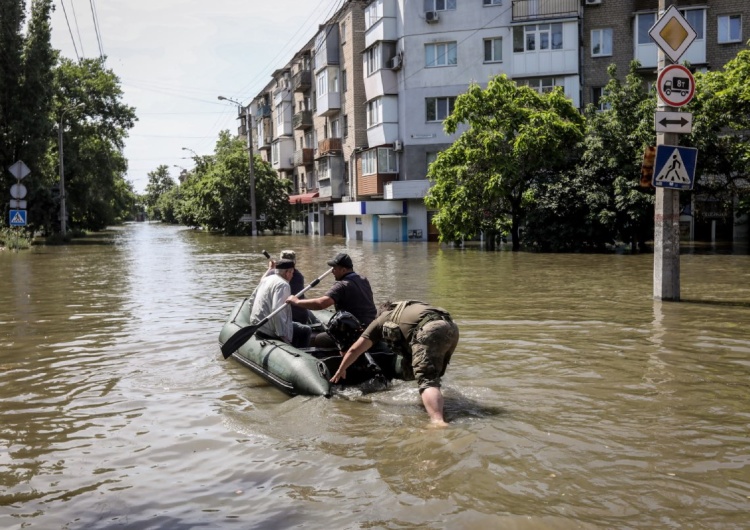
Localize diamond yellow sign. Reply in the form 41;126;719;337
649;5;697;64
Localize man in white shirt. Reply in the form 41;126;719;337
249;259;311;348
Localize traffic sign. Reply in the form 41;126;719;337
10;183;27;199
10;199;27;209
9;210;27;226
649;5;697;64
653;145;698;190
657;64;695;107
7;160;30;180
655;111;693;134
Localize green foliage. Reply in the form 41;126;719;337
426;75;585;250
688;44;750;222
144;165;176;221
174;131;291;234
0;227;31;250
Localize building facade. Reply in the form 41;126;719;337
244;0;748;244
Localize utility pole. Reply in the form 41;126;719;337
653;0;681;301
218;96;257;236
58;103;83;237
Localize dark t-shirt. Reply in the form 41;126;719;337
325;271;377;327
362;302;432;346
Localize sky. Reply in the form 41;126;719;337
33;0;344;193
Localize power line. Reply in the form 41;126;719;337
89;0;105;58
59;0;81;61
68;0;87;58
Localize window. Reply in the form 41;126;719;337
521;77;561;94
426;152;438;166
483;0;502;5
424;0;456;11
366;99;382;127
317;158;332;181
362;148;398;175
365;0;383;29
718;14;742;43
637;13;656;45
591;28;612;57
378;148;398;174
426;96;456;122
362;150;377;175
425;42;457;67
272;143;280;165
513;24;563;52
366;45;381;75
591;87;610;111
340;21;346;43
317;71;327;96
343;115;349;138
342;69;347;92
484;37;503;62
330;119;340;138
682;9;704;40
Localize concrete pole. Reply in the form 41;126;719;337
243;105;258;237
653;0;680;301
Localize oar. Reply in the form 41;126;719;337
221;267;333;359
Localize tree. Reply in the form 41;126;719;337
1;0;56;234
688;43;750;225
425;75;585;250
52;57;137;232
143;165;175;220
176;131;291;234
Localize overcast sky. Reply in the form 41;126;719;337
35;0;341;193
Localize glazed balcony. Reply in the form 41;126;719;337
357;173;398;197
511;0;579;22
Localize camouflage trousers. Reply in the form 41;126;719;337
399;319;459;391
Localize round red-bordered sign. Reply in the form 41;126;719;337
657;64;695;107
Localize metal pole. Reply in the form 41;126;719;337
243;104;258;237
58;115;66;236
653;0;680;301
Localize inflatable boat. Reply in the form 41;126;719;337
218;297;409;397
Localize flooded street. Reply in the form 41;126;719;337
1;223;749;529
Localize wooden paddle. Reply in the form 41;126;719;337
220;267;333;359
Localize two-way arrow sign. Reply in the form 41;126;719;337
655;111;693;134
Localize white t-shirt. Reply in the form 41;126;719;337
249;273;292;342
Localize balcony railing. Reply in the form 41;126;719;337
293;110;313;130
255;104;271;119
511;0;579;22
318;137;342;156
293;70;312;92
358;173;397;197
293;148;315;167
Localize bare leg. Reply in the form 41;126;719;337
421;387;447;425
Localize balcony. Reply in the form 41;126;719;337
293;70;312;92
511;0;579;22
384;179;432;200
358;173;398;197
293;110;313;130
255;104;271;119
257;135;272;151
293;148;314;167
318;137;342;156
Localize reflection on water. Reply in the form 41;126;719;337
0;223;749;529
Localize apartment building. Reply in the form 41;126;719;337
582;0;749;242
244;0;747;243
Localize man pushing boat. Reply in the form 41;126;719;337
330;300;459;425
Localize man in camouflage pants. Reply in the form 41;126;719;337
330;300;459;425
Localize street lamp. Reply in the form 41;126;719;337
58;103;84;236
181;146;198;157
218;95;257;236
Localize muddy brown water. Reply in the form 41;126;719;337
1;223;749;529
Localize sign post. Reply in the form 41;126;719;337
649;1;698;302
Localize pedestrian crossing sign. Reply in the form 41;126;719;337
9;209;27;226
653;145;698;190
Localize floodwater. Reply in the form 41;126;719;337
1;223;749;530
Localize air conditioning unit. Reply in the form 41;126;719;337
425;11;439;23
393;140;403;152
389;54;402;70
585;0;602;5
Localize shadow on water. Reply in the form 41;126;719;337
681;298;750;308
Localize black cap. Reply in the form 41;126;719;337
327;253;353;269
275;259;295;270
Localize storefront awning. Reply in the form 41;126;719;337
288;192;319;205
